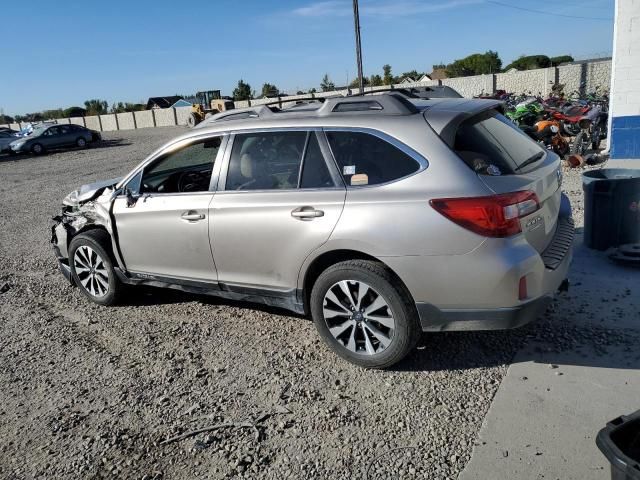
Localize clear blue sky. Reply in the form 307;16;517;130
0;0;614;116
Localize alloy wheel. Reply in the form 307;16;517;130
73;245;109;297
322;280;395;355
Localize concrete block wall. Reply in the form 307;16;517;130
609;0;640;160
134;110;155;128
100;114;118;131
175;106;192;126
116;112;135;130
69;117;85;126
441;74;493;97
84;116;101;131
496;68;549;95
153;108;176;127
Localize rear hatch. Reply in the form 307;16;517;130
450;110;563;253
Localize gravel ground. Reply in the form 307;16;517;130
0;128;633;480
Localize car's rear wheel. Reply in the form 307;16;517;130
69;230;122;306
310;260;420;369
76;137;87;148
31;143;44;155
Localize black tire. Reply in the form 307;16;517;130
591;125;602;150
187;113;198;128
31;143;44;155
69;230;122;306
310;260;420;369
571;131;589;156
76;137;87;148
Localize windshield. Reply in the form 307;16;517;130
454;111;545;175
31;126;48;136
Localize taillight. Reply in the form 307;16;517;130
430;190;540;238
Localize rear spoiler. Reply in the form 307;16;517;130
424;99;505;147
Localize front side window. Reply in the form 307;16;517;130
226;131;307;191
326;131;420;186
140;137;221;194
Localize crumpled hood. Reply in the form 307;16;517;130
63;177;122;206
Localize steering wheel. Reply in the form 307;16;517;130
177;171;205;192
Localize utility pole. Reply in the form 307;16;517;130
352;0;364;94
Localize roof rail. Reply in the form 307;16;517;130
195;104;277;128
194;92;419;128
317;93;419;116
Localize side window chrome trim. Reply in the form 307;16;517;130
322;127;429;189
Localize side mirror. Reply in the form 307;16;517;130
125;188;139;208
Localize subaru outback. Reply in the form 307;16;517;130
51;93;573;368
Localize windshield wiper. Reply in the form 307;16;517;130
515;151;545;172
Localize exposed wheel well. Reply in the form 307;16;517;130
302;249;414;313
69;226;115;259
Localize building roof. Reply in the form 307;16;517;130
146;96;184;109
171;99;193;108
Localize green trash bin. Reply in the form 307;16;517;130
583;169;640;250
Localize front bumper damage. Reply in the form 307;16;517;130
51;215;73;283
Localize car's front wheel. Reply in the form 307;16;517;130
31;143;44;155
69;230;122;306
76;137;87;148
310;260;420;369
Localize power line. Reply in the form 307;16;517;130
486;1;613;21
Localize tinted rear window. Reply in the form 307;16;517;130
454;112;545;175
326;131;420;186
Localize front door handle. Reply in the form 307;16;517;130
181;211;205;222
291;206;324;220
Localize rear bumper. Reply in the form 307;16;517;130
416;294;553;332
413;197;574;332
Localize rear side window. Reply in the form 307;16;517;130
454;112;545;175
226;131;307;191
326;131;420;186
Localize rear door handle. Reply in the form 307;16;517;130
291;206;324;220
181;211;205;222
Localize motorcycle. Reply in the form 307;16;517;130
521;118;570;158
506;98;545;127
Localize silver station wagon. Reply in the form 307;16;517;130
52;93;573;368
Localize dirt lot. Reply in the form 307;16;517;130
0;127;635;480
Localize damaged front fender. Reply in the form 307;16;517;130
51;183;124;282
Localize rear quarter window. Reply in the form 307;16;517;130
326;131;420;186
454;112;545;175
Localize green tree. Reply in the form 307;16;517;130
370;74;383;87
320;74;335;92
382;64;393;85
400;70;421;80
0;114;14;123
232;79;252;101
349;76;370;88
64;106;86;117
308;87;317;94
260;83;279;98
550;55;574;66
432;63;446;70
43;109;64;120
84;99;108;116
504;55;551;71
446;51;502;77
